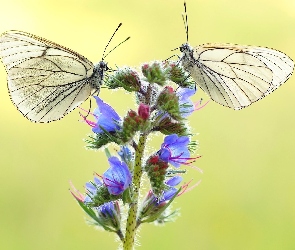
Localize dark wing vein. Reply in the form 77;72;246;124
199;63;235;107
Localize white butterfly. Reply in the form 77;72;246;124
0;30;116;122
179;3;294;110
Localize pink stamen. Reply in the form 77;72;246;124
78;106;97;117
176;179;202;196
103;173;124;191
188;164;203;173
194;99;210;111
94;172;124;191
170;155;201;165
181;179;202;194
80;114;96;127
162;145;201;166
69;181;85;202
177;179;193;196
78;106;100;127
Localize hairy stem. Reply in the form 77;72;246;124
123;134;147;250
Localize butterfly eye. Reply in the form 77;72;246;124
100;62;106;69
100;62;109;71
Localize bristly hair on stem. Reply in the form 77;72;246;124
72;59;203;250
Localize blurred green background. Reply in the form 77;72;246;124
0;0;294;249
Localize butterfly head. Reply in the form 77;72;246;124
98;61;109;72
179;43;196;70
93;60;109;76
179;43;192;53
179;43;194;61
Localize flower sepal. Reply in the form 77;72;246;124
75;198;106;227
153;113;188;136
117;146;133;167
86;184;121;207
106;67;141;92
122;186;133;204
138;188;181;225
120;110;151;142
144;155;169;196
86;129;121;150
156;87;182;121
142;62;167;86
94;201;122;234
164;61;194;88
73;196;121;233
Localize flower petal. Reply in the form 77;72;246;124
103;157;132;195
165;176;183;187
92;96;121;133
177;88;196;117
161;187;178;202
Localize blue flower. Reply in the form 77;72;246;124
117;146;132;164
84;176;103;203
96;201;121;231
159;134;191;168
138;175;183;223
81;96;121;134
160;187;178;203
92;96;121;134
149;175;183;206
165;175;183;187
103;156;132;195
73;156;132;207
160;176;183;203
176;87;196;117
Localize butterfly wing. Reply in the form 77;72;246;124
0;30;95;122
189;43;294;109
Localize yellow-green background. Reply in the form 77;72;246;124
0;0;294;249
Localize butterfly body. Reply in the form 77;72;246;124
0;30;107;122
90;61;109;90
179;42;294;109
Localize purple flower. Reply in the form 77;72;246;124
117;146;132;164
71;156;131;207
141;188;178;211
176;87;196;117
160;187;178;203
160;175;183;203
103;156;132;195
147;175;183;207
92;96;121;134
84;176;103;203
81;96;121;134
165;175;183;187
159;134;191;168
96;201;121;231
138;175;183;223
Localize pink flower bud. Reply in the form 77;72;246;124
138;103;150;120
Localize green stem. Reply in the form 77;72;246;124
123;134;147;250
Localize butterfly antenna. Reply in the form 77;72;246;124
102;23;123;60
182;1;189;42
103;36;130;59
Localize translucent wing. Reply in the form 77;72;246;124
185;43;294;109
0;30;96;122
